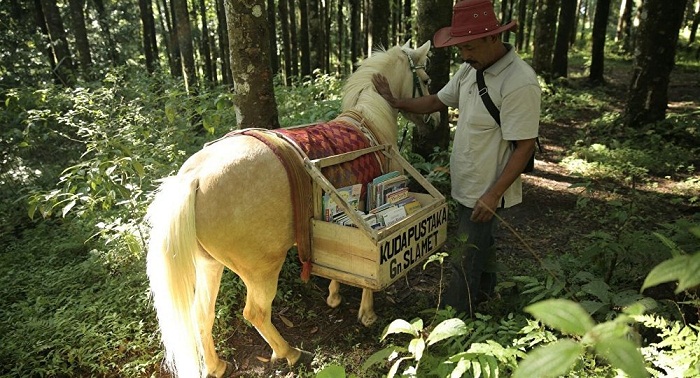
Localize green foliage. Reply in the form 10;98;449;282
276;73;344;126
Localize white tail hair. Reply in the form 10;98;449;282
146;175;203;377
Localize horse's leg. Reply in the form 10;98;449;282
358;289;378;327
193;250;230;378
326;280;342;308
242;271;311;366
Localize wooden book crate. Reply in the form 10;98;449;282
303;144;448;291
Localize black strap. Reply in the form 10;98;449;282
476;70;501;126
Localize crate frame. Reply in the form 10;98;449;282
302;144;448;291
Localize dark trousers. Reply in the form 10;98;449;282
443;204;498;315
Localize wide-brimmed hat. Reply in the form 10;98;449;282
433;0;517;48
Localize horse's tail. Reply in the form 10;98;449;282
146;174;202;378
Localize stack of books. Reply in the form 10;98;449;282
321;171;423;229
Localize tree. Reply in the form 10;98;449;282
412;0;452;160
173;0;197;92
552;0;577;78
67;0;92;77
266;0;279;76
278;0;292;84
615;0;634;53
299;0;311;77
225;0;280;129
589;0;611;85
138;0;159;73
350;0;362;67
197;0;214;83
370;0;390;49
38;0;75;85
623;0;689;128
532;0;558;77
92;0;119;66
217;0;233;85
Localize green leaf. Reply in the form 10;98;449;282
581;280;611;303
652;232;684;257
61;200;76;218
361;346;401;372
678;253;700;293
408;337;425;361
426;318;468;346
513;339;584;378
594;338;649;378
525;299;595;336
382;319;419;339
641;256;689;292
316;364;346;378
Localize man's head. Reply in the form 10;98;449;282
433;0;516;48
455;35;507;70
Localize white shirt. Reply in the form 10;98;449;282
437;46;541;208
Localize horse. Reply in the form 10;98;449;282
146;40;439;378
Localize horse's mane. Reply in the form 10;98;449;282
340;46;407;122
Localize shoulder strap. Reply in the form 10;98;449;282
476;69;501;126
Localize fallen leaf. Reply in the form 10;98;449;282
256;356;270;363
279;314;294;328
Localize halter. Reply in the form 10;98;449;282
402;50;428;98
400;50;436;148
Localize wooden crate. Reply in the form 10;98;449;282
303;144;448;291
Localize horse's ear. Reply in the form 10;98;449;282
402;40;412;49
416;40;431;59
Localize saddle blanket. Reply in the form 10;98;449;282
276;119;383;196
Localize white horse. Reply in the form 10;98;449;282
146;41;438;378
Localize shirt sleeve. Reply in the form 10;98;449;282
437;64;468;109
500;83;541;141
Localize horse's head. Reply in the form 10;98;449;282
393;40;441;130
341;41;441;146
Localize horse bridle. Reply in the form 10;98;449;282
401;50;437;139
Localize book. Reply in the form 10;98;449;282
375;174;408;208
367;171;401;210
323;183;362;222
385;187;409;204
378;205;407;227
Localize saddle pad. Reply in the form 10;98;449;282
276;120;382;195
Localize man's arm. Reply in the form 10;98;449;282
372;74;447;114
471;138;536;223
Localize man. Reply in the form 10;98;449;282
373;0;540;315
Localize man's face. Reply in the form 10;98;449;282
456;37;494;70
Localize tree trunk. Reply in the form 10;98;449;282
623;0;688;128
588;0;611;85
525;0;536;52
279;0;292;84
266;0;279;75
370;0;389;49
68;0;92;77
552;0;577;78
532;0;558;77
92;0;119;66
198;0;213;83
516;0;527;50
299;0;311;77
173;0;197;91
615;0;634;53
217;0;233;85
324;0;331;72
166;0;182;77
337;0;347;74
404;0;412;42
350;0;361;67
411;0;452;160
689;0;700;44
138;0;159;73
224;0;280;129
288;0;299;78
39;0;75;85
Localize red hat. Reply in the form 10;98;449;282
433;0;517;48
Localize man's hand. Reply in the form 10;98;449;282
372;74;397;107
471;191;500;223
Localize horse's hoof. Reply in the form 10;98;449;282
326;294;342;308
295;350;314;367
207;361;236;378
359;311;378;327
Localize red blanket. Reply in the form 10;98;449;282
276;119;382;195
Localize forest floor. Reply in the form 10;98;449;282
189;63;700;378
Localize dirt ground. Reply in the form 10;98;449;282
186;64;700;378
